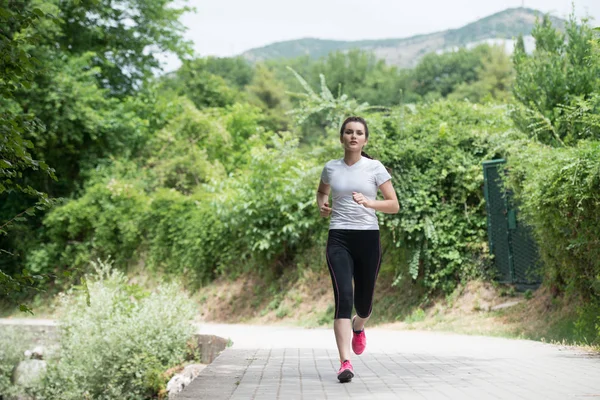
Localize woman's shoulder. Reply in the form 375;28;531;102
363;158;384;168
323;159;343;168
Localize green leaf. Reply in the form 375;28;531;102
0;8;12;18
19;304;34;315
32;8;45;18
18;50;31;63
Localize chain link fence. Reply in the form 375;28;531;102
483;160;541;286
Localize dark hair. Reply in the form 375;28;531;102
340;116;372;159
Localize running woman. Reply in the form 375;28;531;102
316;116;400;383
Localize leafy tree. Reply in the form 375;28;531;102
267;50;407;107
140;98;266;179
286;68;384;141
511;14;600;145
15;53;148;195
144;99;228;194
268;45;518;106
0;2;59;309
2;0;193;207
2;0;193;202
0;4;57;225
503;17;600;343
267;55;317;94
449;45;514;103
44;0;192;96
246;64;291;132
25;108;317;287
161;60;239;109
1;0;192;307
506;141;600;301
198;56;255;89
158;57;254;111
312;50;404;106
411;45;490;98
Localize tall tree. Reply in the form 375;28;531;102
0;3;58;309
1;0;193;304
512;14;600;145
48;0;192;96
411;46;489;98
449;45;514;103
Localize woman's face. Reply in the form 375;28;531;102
340;121;368;152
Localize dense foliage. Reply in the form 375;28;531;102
503;17;600;343
268;45;513;108
0;0;189;302
511;16;600;145
1;0;599;349
372;102;516;292
1;3;59;308
507;142;600;299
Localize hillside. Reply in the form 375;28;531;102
241;7;565;68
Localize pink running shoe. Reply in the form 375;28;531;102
352;317;367;355
337;360;354;383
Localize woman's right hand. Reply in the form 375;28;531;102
320;203;332;217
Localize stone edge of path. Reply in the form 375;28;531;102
173;348;257;400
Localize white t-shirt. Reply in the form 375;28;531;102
320;157;392;230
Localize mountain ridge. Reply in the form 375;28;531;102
241;7;566;68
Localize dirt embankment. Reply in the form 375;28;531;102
194;267;591;349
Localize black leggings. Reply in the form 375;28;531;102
326;229;382;320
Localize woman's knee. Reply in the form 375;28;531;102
354;289;375;319
335;288;353;319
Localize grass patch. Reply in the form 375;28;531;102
404;308;426;324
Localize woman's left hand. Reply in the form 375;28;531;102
352;192;372;208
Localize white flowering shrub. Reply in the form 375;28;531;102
0;327;34;397
39;260;197;399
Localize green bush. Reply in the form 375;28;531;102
38;259;196;400
506;141;600;303
574;301;600;345
215;132;324;275
29;121;324;286
26;176;151;282
502;16;600;344
144;188;228;283
288;66;519;294
369;101;516;292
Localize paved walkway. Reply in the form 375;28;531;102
176;324;600;400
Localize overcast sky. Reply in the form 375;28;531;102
161;0;599;70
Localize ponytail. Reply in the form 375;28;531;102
361;151;373;159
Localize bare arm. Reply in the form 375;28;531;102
316;180;332;217
352;180;400;214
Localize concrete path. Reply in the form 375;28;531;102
177;324;600;400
